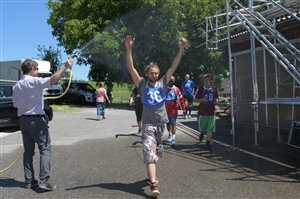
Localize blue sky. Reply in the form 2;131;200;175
0;0;89;80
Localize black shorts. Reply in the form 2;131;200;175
183;95;194;103
135;101;143;122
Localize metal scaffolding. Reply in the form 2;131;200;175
199;0;300;149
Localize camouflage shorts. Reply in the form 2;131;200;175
142;124;165;164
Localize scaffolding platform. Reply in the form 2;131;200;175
259;97;300;105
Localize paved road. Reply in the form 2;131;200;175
1;106;299;198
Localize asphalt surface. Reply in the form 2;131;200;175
0;105;300;198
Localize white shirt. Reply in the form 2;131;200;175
12;75;51;116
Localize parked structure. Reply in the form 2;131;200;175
199;0;300;148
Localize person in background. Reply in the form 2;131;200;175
165;76;186;146
95;82;111;120
12;58;73;191
194;74;219;150
181;74;195;119
125;35;187;198
129;87;143;133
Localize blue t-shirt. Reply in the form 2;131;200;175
182;80;194;96
138;75;169;125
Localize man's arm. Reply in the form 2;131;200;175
192;81;195;95
215;89;219;104
177;88;186;110
166;37;187;83
129;93;135;106
105;92;111;103
193;88;207;103
124;35;140;87
50;58;73;85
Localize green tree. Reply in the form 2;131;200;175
47;0;227;88
36;45;72;79
36;45;62;73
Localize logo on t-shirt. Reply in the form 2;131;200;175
202;88;215;104
166;90;176;102
143;86;166;107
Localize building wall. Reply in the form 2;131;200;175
233;39;300;127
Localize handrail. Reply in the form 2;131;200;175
232;10;300;85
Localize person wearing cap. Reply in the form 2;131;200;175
165;76;185;146
194;74;219;150
12;58;73;191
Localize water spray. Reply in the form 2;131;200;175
44;39;96;100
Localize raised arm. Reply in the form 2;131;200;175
50;58;73;85
166;37;187;82
124;35;140;87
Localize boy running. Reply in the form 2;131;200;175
194;74;218;150
165;76;185;146
125;35;187;197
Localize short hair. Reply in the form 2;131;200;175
21;59;38;74
99;82;104;87
203;74;211;79
170;76;175;82
145;62;160;74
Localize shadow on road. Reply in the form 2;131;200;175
171;117;300;183
65;178;153;198
0;177;24;188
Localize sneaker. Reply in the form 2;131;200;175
102;116;106;119
167;134;172;142
205;141;211;150
138;128;142;134
97;117;101;121
183;115;187;119
171;140;176;146
149;182;160;198
188;115;191;119
26;179;38;189
39;182;56;191
199;132;204;142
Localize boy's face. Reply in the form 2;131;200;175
146;67;160;83
168;80;174;87
185;74;189;81
203;77;211;87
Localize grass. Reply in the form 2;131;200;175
51;104;83;113
111;89;131;103
89;81;132;103
60;80;133;104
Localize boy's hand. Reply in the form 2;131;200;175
179;37;187;49
124;35;135;49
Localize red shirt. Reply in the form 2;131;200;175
195;86;218;116
165;86;186;117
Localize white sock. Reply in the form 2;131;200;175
172;134;176;140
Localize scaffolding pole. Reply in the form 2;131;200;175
226;0;237;150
